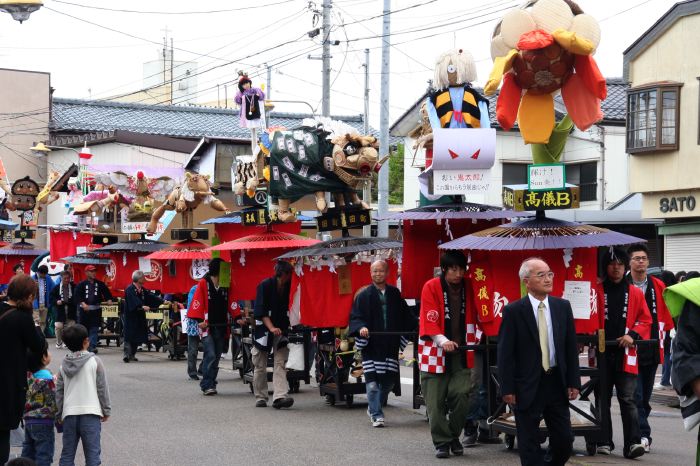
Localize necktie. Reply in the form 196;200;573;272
538;301;550;371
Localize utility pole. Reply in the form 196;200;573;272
321;0;332;116
377;0;390;238
266;63;272;99
362;48;371;237
170;38;174;105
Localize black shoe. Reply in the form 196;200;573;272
435;444;450;459
123;357;129;363
90;348;98;354
450;439;464;456
131;357;138;362
272;397;294;409
189;375;199;381
255;400;267;408
625;444;645;459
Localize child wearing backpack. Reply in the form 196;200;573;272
21;340;57;466
56;324;111;466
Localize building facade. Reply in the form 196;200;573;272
624;0;700;272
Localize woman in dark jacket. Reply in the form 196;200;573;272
0;274;45;464
122;270;163;363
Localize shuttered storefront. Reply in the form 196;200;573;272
665;234;700;273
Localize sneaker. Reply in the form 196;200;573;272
596;445;611;455
123;357;130;363
641;437;651;453
203;388;217;396
435;444;450;459
272;397;294;409
462;433;477;448
255;400;267;408
450;439;464;456
372;418;385;428
61;343;67;349
625;444;645;459
55;342;62;349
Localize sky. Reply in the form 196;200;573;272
0;0;682;128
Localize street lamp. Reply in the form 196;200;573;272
0;0;42;23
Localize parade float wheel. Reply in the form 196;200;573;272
505;434;515;450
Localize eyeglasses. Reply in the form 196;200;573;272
528;271;554;280
630;256;648;262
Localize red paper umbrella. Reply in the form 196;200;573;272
145;240;211;260
208;231;320;252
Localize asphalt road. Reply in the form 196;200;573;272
10;342;697;465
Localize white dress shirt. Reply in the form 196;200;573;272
528;294;556;368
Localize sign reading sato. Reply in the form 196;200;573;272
502;186;580;211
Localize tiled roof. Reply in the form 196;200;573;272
51;98;379;140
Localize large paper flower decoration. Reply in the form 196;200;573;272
485;0;606;144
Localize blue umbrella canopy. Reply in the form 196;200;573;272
439;216;645;251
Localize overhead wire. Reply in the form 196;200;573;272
51;0;299;15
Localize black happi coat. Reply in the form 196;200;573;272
253;277;291;352
75;279;113;328
123;284;164;345
349;284;416;384
50;281;77;322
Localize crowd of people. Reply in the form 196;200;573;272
0;242;698;465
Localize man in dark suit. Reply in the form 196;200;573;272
498;257;581;466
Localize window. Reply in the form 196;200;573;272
626;82;681;153
502;163;528;185
566;162;597;202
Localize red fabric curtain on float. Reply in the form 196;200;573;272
295;261;398;328
49;230;93;261
101;252;162;297
228;249;285;301
0;256;24;284
152;259;201;296
401;219;502;299
468;247;602;337
214;222;301;243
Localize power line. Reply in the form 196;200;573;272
344;2;517;43
52;0;298;15
86;7;309;100
341;0;439;26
